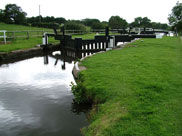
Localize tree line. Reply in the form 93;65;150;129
1;3;181;32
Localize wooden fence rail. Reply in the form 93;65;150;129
4;30;54;39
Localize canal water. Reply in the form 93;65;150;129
0;52;88;136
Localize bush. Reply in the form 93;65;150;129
65;21;86;31
91;22;106;30
31;22;60;29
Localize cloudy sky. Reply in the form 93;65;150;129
0;0;181;23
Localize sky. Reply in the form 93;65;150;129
0;0;181;24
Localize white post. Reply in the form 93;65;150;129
42;32;48;45
109;36;115;48
4;31;6;44
0;30;7;44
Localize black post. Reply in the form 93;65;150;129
105;26;109;37
44;55;49;65
105;27;109;48
53;28;57;35
61;26;65;36
129;27;132;34
60;27;65;48
75;38;82;58
144;27;146;34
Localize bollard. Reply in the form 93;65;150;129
109;36;115;48
42;32;48;45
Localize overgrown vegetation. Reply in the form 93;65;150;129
73;37;182;136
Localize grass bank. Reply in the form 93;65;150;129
0;22;49;31
0;22;57;52
73;37;182;136
0;37;58;52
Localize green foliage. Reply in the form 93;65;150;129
82;18;100;26
91;22;105;30
71;81;92;104
151;22;169;30
130;17;152;28
168;2;182;25
31;22;60;29
3;4;27;25
168;2;182;33
65;21;86;31
0;9;4;22
27;16;66;25
109;16;128;29
75;37;182;136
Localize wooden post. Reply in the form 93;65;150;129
27;31;29;39
129;27;132;34
105;27;109;48
13;32;15;40
53;28;58;35
105;26;109;37
61;26;65;36
75;38;82;58
4;31;6;44
144;27;146;34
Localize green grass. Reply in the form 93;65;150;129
0;37;58;52
0;22;58;52
0;22;50;31
72;33;97;39
74;37;182;136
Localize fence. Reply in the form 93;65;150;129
0;30;7;44
3;30;54;40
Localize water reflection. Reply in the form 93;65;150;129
0;51;89;136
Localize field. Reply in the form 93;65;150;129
74;37;182;136
0;22;58;52
0;22;50;31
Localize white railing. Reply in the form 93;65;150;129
0;30;7;44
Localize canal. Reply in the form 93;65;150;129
0;52;88;136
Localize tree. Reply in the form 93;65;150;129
151;22;169;30
130;17;143;27
109;16;128;29
0;9;4;22
82;18;100;26
168;1;182;33
4;4;27;24
91;22;106;30
130;17;151;27
142;17;152;27
55;17;66;24
65;21;86;31
27;16;41;24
